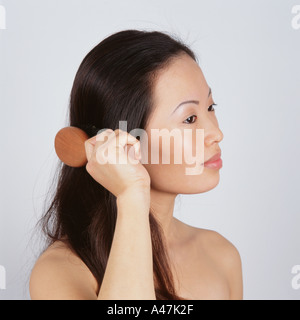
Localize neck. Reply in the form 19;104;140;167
149;188;179;248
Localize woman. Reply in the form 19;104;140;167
29;29;243;300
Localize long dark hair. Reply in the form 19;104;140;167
40;29;197;300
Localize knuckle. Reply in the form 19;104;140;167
118;129;128;137
96;129;113;142
103;128;114;135
85;161;93;174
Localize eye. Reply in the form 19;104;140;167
208;103;217;112
183;104;218;124
183;115;197;124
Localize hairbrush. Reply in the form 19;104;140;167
54;124;100;167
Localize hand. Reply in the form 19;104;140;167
84;129;151;198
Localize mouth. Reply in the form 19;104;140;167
202;152;222;169
204;152;221;164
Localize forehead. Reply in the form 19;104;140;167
147;54;208;126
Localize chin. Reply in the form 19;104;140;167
203;172;221;192
183;171;221;194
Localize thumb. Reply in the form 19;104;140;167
84;136;97;162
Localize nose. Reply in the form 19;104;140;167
204;124;224;147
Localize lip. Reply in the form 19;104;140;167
203;152;222;169
204;152;221;164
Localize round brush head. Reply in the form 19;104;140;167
54;126;90;167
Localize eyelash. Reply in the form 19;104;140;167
183;103;218;124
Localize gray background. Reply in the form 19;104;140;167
0;0;299;300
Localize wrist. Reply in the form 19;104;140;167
117;187;150;211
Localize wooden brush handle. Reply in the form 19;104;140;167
54;126;90;167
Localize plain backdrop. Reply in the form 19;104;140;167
0;0;299;300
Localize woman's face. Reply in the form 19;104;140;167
142;53;224;194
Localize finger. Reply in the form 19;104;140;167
126;144;141;161
93;129;140;164
93;129;115;152
85;129;113;161
127;140;140;159
116;130;140;148
99;130;139;164
95;129;114;144
85;138;96;162
116;131;141;159
97;129;138;152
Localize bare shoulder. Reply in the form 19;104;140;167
197;229;241;261
29;240;99;300
176;219;239;255
196;228;243;299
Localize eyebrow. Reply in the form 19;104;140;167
169;87;212;117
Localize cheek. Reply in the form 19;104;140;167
140;131;186;190
145;130;190;165
180;128;206;168
141;130;212;193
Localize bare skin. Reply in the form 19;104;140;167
30;221;242;300
167;220;243;300
30;53;243;300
